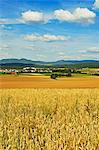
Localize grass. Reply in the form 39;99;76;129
0;73;11;76
0;89;99;150
0;72;99;78
18;73;45;76
72;73;92;77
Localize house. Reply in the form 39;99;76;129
22;67;36;73
0;69;18;74
22;67;52;73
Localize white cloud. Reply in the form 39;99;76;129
0;18;7;25
0;18;19;25
0;13;50;25
86;47;99;53
0;8;96;25
58;55;80;60
0;45;10;50
79;46;99;54
25;45;36;50
58;52;65;55
54;8;96;24
24;45;42;51
24;34;68;42
94;0;99;8
21;10;44;23
36;54;47;58
0;19;9;24
0;53;12;59
0;10;45;24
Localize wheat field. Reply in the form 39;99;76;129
0;89;99;150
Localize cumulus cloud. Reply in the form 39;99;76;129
24;34;68;42
0;11;51;25
21;10;44;23
54;8;96;24
0;8;96;25
94;0;99;8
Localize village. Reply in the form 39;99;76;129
0;67;53;75
0;66;99;76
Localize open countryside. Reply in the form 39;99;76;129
0;65;99;88
0;0;99;149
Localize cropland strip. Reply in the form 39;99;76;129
0;89;99;149
0;76;99;88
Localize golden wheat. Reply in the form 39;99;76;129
0;89;99;150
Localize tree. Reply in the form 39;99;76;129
50;74;58;79
66;70;72;77
67;72;72;77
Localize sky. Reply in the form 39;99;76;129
0;0;99;61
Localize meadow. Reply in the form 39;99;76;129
0;89;99;150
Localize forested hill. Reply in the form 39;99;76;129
0;58;99;68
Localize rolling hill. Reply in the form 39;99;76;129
0;58;99;68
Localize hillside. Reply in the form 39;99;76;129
0;58;99;68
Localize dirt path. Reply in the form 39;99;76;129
0;76;99;88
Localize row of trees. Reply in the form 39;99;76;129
51;72;72;79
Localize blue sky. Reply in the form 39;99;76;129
0;0;99;61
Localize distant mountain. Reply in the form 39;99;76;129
0;58;45;65
0;58;99;68
51;60;98;65
0;58;98;65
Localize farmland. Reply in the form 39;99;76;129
0;89;99;149
0;75;99;149
0;75;99;88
